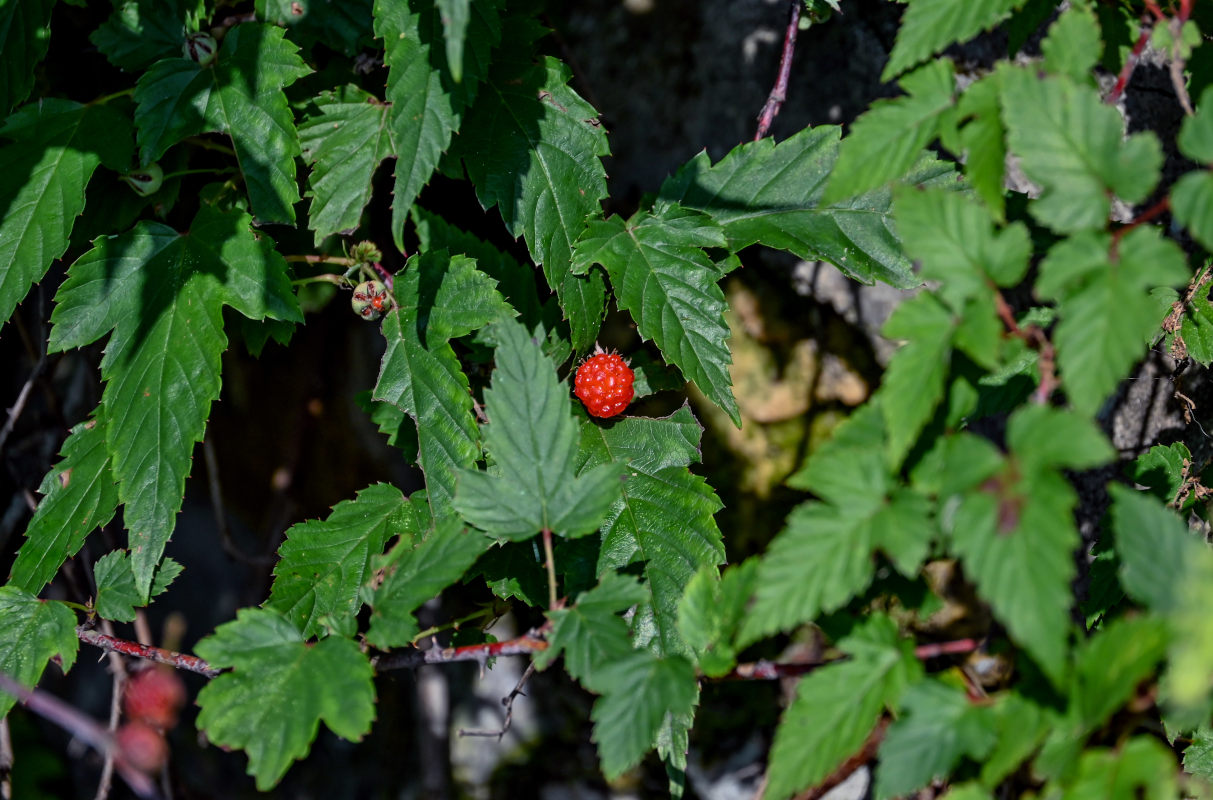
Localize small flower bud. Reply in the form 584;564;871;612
351;280;389;321
121;163;164;197
183;32;218;67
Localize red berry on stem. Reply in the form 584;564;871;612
574;351;635;418
116;721;169;774
123;666;186;730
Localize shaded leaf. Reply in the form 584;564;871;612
93;551;182;622
534;572;647;691
195;609;375;790
258;0;374;56
884;0;1021;80
0;587;78;719
0;0;54;116
91;0;201;70
49;204;302;597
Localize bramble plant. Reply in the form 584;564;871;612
5;0;1213;797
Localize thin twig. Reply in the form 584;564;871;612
458;663;536;739
201;437;273;566
541;528;558;610
0;351;48;458
0;717;11;800
1106;24;1152;106
77;627;220;678
93;621;127;800
283;254;357;266
754;0;803;141
372;629;551;672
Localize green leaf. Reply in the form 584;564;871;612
0;99;133;330
1072;615;1167;731
0;0;54;116
436;0;471;81
9;413;119;595
999;65;1162;233
1037;228;1188;415
893;187;1030;309
1006;405;1114;472
267;484;409;638
789;402;889;510
374;252;510;514
0;587;78;719
1110;484;1203;613
453;318;626;541
590;652;698;779
195;609;375;791
875;679;997;800
949;467;1077;685
298;87;394;244
825;60;955;203
677;560;758;677
49;204;302;597
580;408;725;656
367;517;491;649
454;25;609;351
658;125;957;288
1179;85;1213;164
883;0;1021;81
91;0;201;71
1183;723;1213;780
535;572;647;691
740;495;933;647
1129;442;1192;506
1041;5;1101;83
133;22;311;223
911;431;1004;497
765;616;920;800
412;207;557;334
878;293;956;466
1171;170;1213;253
92;551;182;622
573;205;737;424
376;0;500;247
953;75;1007;220
257;0;374;56
1061;737;1178;800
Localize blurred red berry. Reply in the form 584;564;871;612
116;721;168;774
574;351;635;418
123;666;186;730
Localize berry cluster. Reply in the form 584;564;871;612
117;666;187;775
574;351;635;418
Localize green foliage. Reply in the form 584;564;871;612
7;1;1213;796
195;609;375;790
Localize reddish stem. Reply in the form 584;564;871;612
372;630;551;672
1107;25;1152;105
1113;196;1172;246
77;627;220;678
754;0;802;141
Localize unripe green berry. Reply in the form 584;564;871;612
121;163;164;197
351;280;388;321
183;32;218;66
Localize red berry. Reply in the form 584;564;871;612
574;351;635;418
116;721;169;774
123;666;186;730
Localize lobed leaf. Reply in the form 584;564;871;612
883;0;1021;80
92;551;182;622
0;100;133;331
878;293;956;466
534;572;647;691
298;87;395;244
765;616;920;800
580;408;725;656
590;652;698;779
453;318;626;541
195;609;375;790
133;22;311;223
8;412;119;595
267;484;410;638
374;252;511;515
0;587;78;719
367;517;491;649
658;125;957;288
257;0;374;56
1040;5;1101;83
454;24;611;350
0;0;54;117
572;204;737;423
91;0;201;71
825;60;956;204
49;204;302;597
